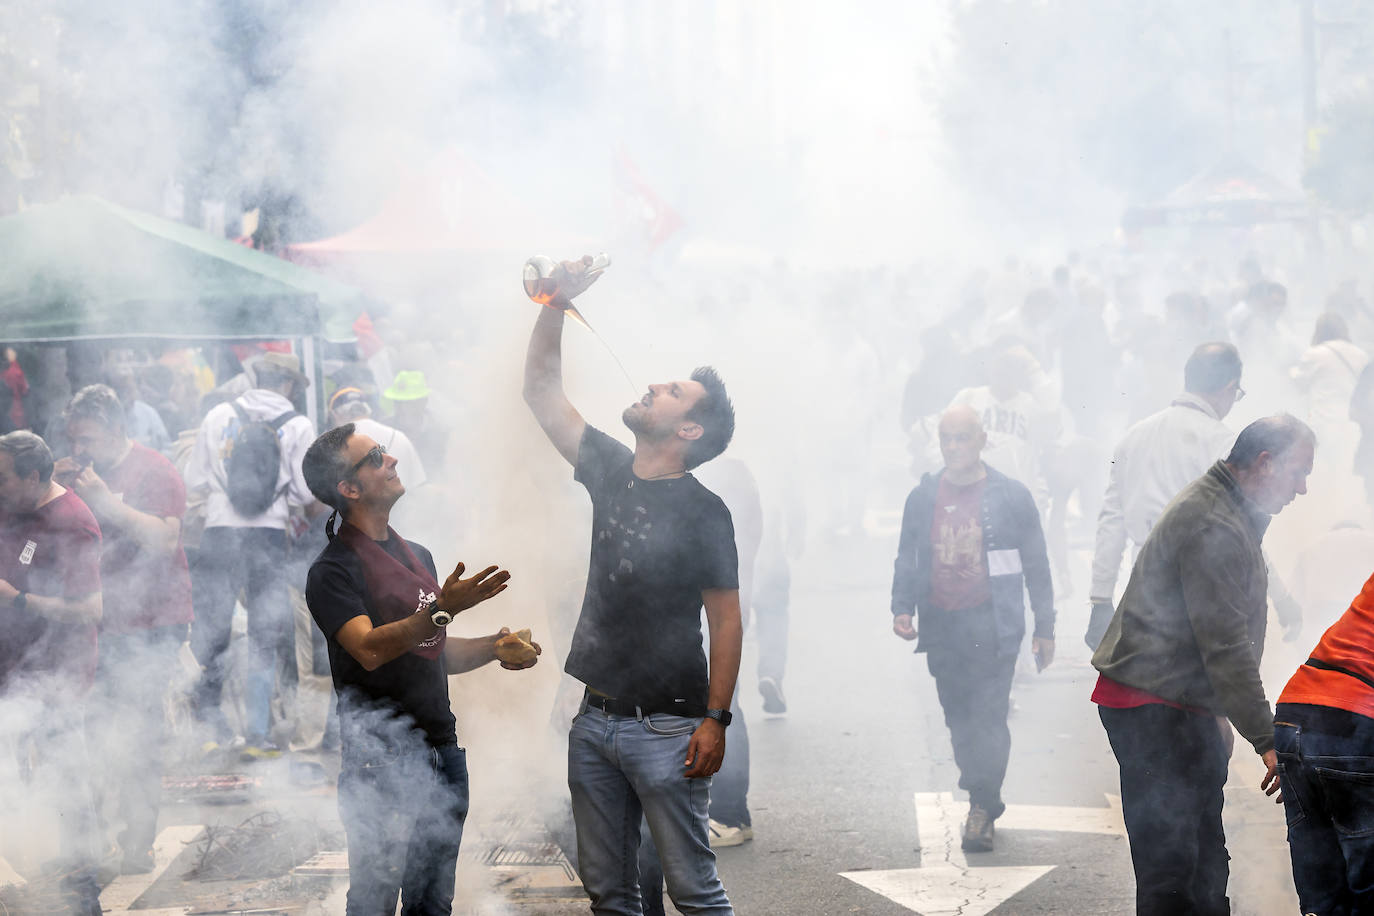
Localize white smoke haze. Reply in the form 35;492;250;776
0;685;66;875
5;0;1374;913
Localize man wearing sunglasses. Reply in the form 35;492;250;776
523;265;742;916
302;423;537;915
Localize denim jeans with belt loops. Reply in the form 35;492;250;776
568;698;733;915
1275;704;1374;916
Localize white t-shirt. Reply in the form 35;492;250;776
944;385;1056;510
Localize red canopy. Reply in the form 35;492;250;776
288;151;593;256
282;150;609;307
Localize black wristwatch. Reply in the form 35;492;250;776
12;590;26;612
704;707;732;727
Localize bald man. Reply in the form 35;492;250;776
890;406;1055;852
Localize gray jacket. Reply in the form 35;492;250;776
1092;461;1274;754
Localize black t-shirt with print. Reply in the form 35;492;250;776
565;426;739;711
305;535;456;750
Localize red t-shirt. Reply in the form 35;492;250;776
929;476;991;611
99;443;193;633
0;488;102;691
3;361;27;429
1091;673;1206;714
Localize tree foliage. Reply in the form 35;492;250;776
1305;90;1374;215
934;0;1302;232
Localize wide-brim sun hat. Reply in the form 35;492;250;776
256;351;310;387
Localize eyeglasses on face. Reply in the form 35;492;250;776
351;444;387;475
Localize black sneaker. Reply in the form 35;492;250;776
961;804;995;853
758;677;787;715
121;849;156;875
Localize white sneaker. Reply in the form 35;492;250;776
708;819;753;848
758;677;787;715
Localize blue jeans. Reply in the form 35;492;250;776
568;701;733;915
753;550;790;686
189;527;293;744
1275;703;1374;916
639;691;749;915
338;741;469;916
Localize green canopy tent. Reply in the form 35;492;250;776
0;195;373;425
0;195;364;342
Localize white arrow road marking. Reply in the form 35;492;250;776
0;853;24;888
840;864;1054;916
995;794;1125;838
839;792;1125;914
913;792;966;869
100;823;204;911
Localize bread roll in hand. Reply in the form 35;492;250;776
495;628;541;666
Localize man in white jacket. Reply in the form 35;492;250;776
185;352;319;757
1085;343;1242;647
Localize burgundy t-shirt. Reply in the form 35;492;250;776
928;475;991;612
0;488;102;691
99;443;192;632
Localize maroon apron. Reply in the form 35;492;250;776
336;521;446;660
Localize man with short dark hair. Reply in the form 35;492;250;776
1092;414;1315;916
1087;342;1245;647
890;405;1055;853
327;387;426;491
0;430;102;687
54;383;192;874
523;264;742;915
0;429;104;914
185;352;318;757
302;422;535;915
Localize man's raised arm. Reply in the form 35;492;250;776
523;304;586;466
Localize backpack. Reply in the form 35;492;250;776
226;400;298;518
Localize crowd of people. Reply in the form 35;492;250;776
0;337;494;913
0;247;786;916
888;249;1374;914
8;244;1374;914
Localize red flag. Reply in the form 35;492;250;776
616;147;684;251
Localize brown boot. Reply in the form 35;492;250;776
961;803;995;852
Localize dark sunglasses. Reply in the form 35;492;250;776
351;444;387;475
